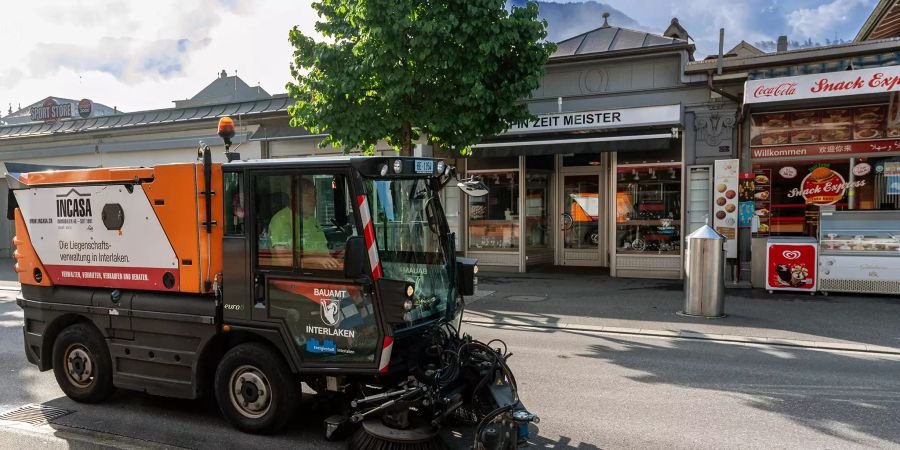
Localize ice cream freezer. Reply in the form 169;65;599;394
818;208;900;295
765;237;818;293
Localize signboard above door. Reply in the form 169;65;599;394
744;65;900;105
505;104;681;135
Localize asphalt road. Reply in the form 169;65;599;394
1;289;899;449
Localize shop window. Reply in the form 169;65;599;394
616;145;681;165
466;156;518;171
615;164;682;254
750;157;900;237
562;152;604;167
468;170;520;251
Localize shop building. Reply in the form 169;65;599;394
458;16;738;278
686;24;900;293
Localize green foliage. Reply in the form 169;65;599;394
287;0;555;156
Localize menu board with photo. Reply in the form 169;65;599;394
713;159;739;258
751;169;772;236
750;104;897;147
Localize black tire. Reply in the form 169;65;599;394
214;342;298;434
51;323;115;403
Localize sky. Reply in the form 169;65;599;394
0;0;880;115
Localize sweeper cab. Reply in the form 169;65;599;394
5;119;537;449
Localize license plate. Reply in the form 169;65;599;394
414;160;434;174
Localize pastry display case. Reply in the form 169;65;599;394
817;208;900;295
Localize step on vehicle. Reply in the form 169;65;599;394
5;118;537;449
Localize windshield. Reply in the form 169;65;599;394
364;178;450;328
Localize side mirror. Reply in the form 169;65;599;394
457;178;488;197
344;236;368;279
456;257;478;296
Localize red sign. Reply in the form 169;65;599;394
77;98;92;118
751;139;900;159
787;167;866;206
765;243;817;291
45;265;179;292
29;98;73;124
745;66;900;104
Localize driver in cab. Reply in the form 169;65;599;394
268;178;342;270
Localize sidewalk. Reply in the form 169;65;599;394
465;269;900;355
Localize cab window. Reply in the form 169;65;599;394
223;171;245;235
254;173;357;272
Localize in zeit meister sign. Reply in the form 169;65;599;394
745;65;900;104
504;104;681;134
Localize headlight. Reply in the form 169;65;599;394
379;164;389;176
403;299;414;311
436;160;446;174
444;165;452;176
405;284;415;298
473;265;479;275
392;159;403;174
402;312;412;322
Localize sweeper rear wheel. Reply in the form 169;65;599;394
349;418;446;450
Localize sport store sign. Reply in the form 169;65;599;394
750;104;900;159
504;104;680;134
744;65;900;104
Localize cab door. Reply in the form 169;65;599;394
250;170;381;368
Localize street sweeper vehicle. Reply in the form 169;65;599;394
5;119;537;449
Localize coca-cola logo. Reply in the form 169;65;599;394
782;250;801;260
753;82;797;98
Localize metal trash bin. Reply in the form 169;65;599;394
681;224;726;318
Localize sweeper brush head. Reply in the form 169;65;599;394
350;419;446;450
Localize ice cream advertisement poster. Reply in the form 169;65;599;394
713;159;739;258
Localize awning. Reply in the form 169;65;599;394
471;130;676;157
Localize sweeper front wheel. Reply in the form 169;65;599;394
349;418;446;450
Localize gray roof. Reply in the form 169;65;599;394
0;95;292;141
173;71;271;108
551;23;688;59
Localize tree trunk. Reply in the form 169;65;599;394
400;122;412;156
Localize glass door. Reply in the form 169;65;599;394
560;174;604;266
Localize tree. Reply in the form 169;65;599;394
287;0;555;156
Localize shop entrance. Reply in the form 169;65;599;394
557;154;608;267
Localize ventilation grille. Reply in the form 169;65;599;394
0;404;72;426
819;277;900;294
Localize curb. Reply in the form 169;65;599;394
462;318;900;356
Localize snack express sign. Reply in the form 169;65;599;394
745;66;900;104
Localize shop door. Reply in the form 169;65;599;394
559;174;605;266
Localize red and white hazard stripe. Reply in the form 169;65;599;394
378;337;394;373
359;195;392;373
357;195;383;280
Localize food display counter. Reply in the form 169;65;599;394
818;208;900;295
